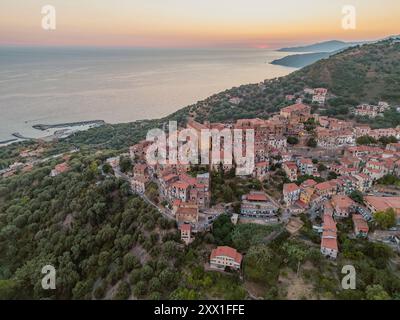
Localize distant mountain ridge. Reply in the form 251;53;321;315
271;51;333;68
271;40;366;68
278;40;363;53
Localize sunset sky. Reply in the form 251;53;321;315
1;0;399;48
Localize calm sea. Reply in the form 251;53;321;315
0;47;296;141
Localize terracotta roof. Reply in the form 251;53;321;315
162;173;178;182
132;176;147;183
352;214;369;233
187;119;209;131
22;164;33;173
283;162;298;170
299;158;313;165
283;183;300;194
302;187;315;196
331;195;355;210
210;246;242;264
246;192;268;202
355;173;370;180
180;224;191;232
322;230;337;238
301;179;317;188
134;163;147;171
314;88;328;94
321;236;338;251
348;146;383;153
179;173;197;185
367;160;382;166
323;214;337;232
172;199;182;207
364;196;400;215
387;143;400;149
315;181;334;191
210;123;226;130
54;162;69;173
176;207;198;217
171;181;191;190
281;103;311;113
366;168;383;174
195;183;206;189
235;118;265;128
256;161;269;167
295;200;308;208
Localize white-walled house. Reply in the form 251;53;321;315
210;246;242;271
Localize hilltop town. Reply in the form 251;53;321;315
80;86;400;271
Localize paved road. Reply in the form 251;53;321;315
309;204;322;221
1;148;79;175
282;208;291;222
140;192;175;221
114;167;175;221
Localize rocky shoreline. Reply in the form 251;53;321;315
32;120;105;131
1;120;105;147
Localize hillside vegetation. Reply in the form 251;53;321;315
0;154;177;299
271;52;333;68
187;39;400;124
297;40;400;102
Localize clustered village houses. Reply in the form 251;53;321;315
4;87;400;271
124;90;400;268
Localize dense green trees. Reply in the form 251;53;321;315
231;224;281;252
327;171;338;180
373;208;397;229
212;215;234;246
349;190;364;204
281;242;307;275
378;136;398;146
114;281;131;299
119;156;133;173
377;174;400;186
244;245;280;289
296;175;324;185
356;135;377;145
0;157;183;300
366;284;391;300
1;155;399;300
145;182;159;203
102;163;113;174
338;238;399;299
210;169;261;205
306;138;317;148
303;118;317;132
355;134;397;148
287;136;299;145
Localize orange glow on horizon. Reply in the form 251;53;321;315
0;0;399;48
